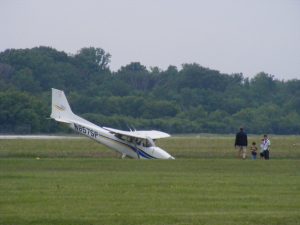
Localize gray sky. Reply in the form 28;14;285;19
1;0;300;79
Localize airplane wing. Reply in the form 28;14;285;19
103;127;170;140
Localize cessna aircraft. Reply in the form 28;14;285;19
50;88;175;159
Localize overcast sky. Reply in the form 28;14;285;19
1;0;299;79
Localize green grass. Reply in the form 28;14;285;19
1;135;300;159
0;135;300;225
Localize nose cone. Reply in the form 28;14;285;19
154;147;175;159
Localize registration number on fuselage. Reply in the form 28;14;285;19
74;124;99;138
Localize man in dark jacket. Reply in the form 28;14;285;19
235;127;248;159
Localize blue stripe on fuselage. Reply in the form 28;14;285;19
74;123;157;159
129;146;155;159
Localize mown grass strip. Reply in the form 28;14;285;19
0;158;299;225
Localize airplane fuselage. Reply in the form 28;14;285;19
71;123;173;159
50;88;174;160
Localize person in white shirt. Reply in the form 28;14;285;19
261;134;271;160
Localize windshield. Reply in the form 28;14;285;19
115;134;156;147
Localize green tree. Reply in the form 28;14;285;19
116;62;155;92
0;92;49;133
75;47;111;72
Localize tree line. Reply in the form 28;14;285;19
0;46;299;134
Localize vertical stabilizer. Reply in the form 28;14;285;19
50;88;74;123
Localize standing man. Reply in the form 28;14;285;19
262;134;271;160
235;127;248;159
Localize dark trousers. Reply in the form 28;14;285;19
264;150;270;160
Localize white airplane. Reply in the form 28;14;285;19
50;88;175;159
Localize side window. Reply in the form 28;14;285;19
142;139;152;147
136;138;142;145
127;137;133;143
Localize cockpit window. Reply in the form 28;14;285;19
136;138;142;145
142;139;153;147
115;134;155;147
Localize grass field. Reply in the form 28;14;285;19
0;135;300;225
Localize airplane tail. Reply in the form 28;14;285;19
50;88;100;129
50;88;75;123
